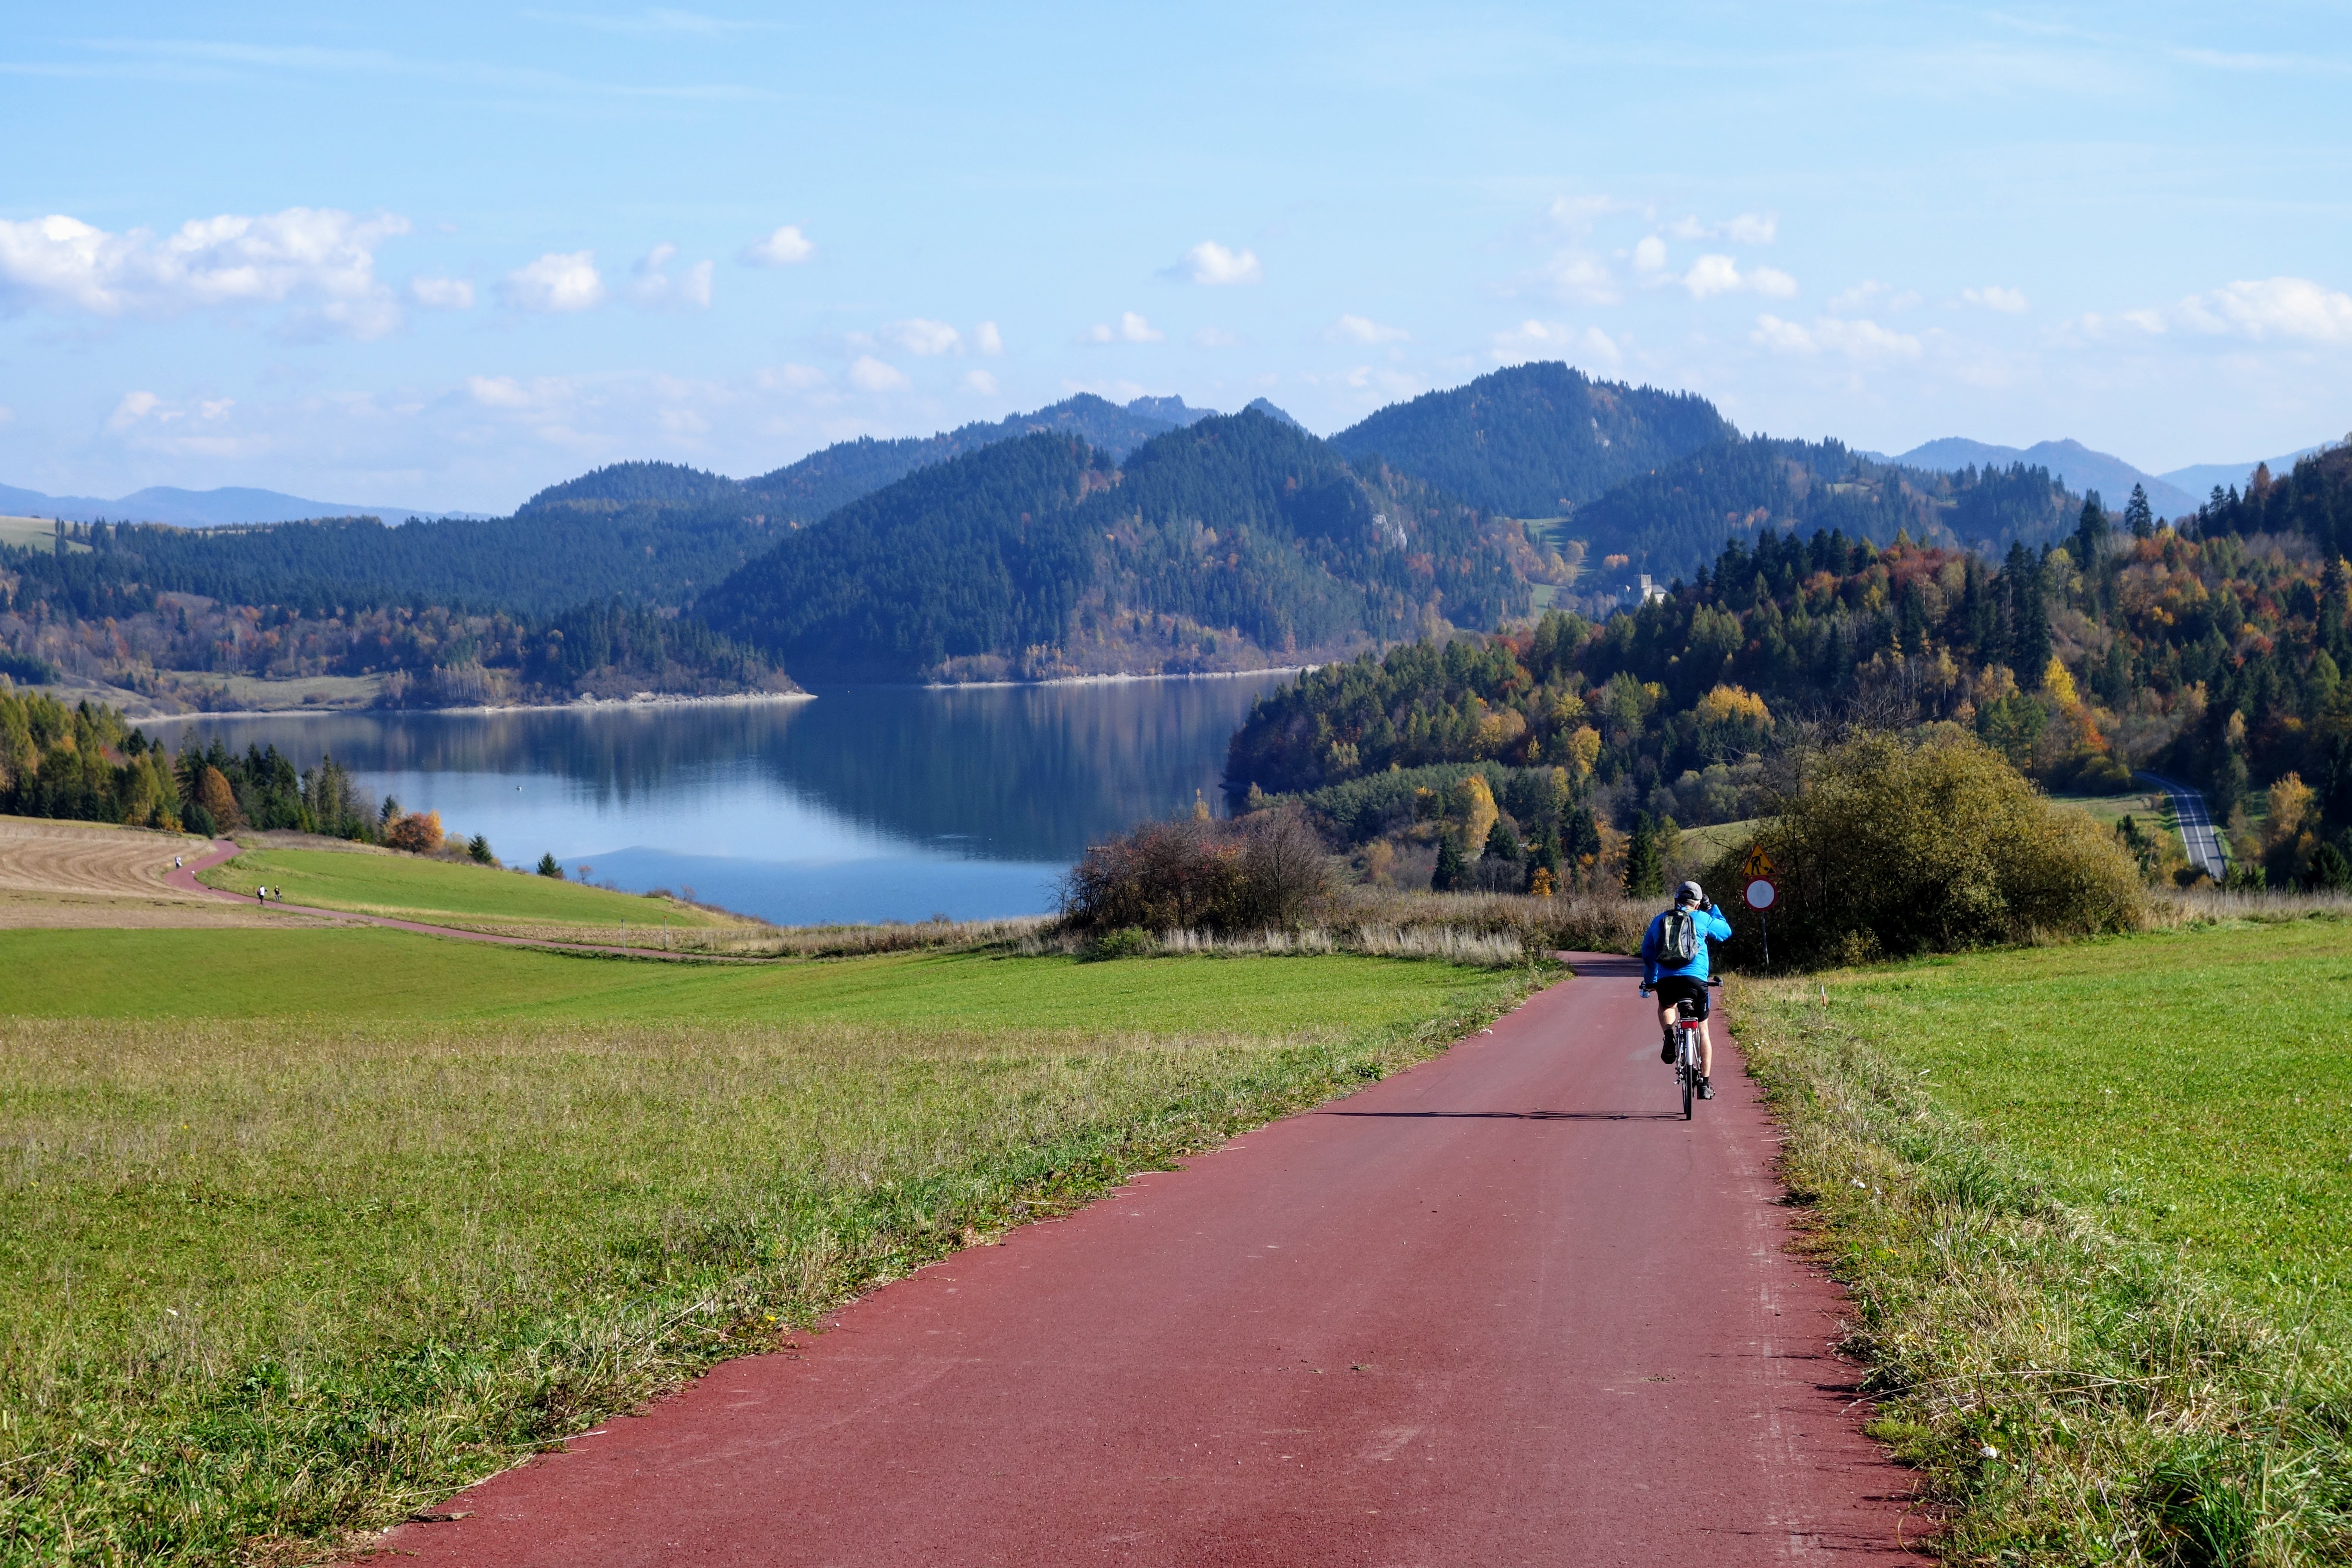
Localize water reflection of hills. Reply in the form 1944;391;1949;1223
148;676;1286;864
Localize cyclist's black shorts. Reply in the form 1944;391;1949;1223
1654;974;1711;1020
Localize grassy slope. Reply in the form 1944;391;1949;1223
199;847;728;930
0;931;1533;1565
0;516;88;553
1733;914;2352;1562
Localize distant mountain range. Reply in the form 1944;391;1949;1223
9;363;2343;695
0;481;481;528
2158;447;2331;501
1879;437;2336;522
1887;439;2201;519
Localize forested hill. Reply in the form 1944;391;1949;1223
1228;505;2352;890
1571;437;2078;588
699;411;1546;681
1329;361;1736;516
511;394;1216;530
3;506;780;619
738;393;1203;524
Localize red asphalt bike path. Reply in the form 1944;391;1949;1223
161;839;709;959
359;953;1924;1566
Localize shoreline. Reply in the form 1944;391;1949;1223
918;665;1312;691
132;688;816;723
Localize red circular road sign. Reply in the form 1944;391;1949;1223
1743;877;1777;911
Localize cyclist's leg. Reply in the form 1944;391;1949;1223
1697;1018;1715;1080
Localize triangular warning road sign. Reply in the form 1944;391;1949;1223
1741;845;1775;879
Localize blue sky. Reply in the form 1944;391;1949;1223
3;2;2349;512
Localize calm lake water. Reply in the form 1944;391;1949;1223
144;675;1292;925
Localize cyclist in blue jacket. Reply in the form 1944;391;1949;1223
1640;880;1733;1098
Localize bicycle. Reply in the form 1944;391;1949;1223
1651;977;1724;1121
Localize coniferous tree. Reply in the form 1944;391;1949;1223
2124;483;2154;539
2073;492;2110;570
1432;830;1470;892
1623;812;1665;898
2007;547;2052;686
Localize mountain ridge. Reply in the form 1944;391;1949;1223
1891;438;2198;518
0;481;483;528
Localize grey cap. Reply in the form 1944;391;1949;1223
1675;880;1704;905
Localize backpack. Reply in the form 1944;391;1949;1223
1655;907;1699;966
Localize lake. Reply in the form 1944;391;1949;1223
144;675;1293;926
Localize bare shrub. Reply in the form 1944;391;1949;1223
1061;808;1332;934
1704;729;2146;969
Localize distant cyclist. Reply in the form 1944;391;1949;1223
1640;880;1732;1099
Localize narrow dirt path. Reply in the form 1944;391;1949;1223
162;840;714;959
363;953;1924;1565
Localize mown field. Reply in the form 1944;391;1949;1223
1734;910;2352;1563
199;846;724;931
0;928;1537;1565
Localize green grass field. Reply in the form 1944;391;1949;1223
1811;916;2352;1328
199;846;727;931
0;929;1533;1564
1734;913;2352;1560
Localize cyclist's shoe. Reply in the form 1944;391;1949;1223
1660;1029;1676;1063
1697;1075;1715;1100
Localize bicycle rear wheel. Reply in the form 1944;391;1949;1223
1679;1038;1695;1120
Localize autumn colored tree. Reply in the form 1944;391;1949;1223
196;766;243;832
384;810;444;854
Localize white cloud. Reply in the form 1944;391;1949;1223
1681;254;1797;300
466;375;533;408
1490;318;1619;368
629;244;714;310
0;404;13;424
2077;277;2352;346
1962;285;2030;314
880;318;962;356
500;251;604;312
756;363;826;391
1546;193;1624;231
108;390;162;430
741;224;815;266
1682;254;1744;298
410;276;475;309
1751;314;1922;360
101;389;262;457
1546;249;1618;304
974;320;1004;356
2179;277;2352;344
1632;235;1667;274
848;354;909;391
1332;313;1409;344
962;369;1000;396
1082;311;1164;344
1827;280;1886;312
1177;240;1262;285
1665;212;1777;245
0;207;407;337
1191;326;1240;348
